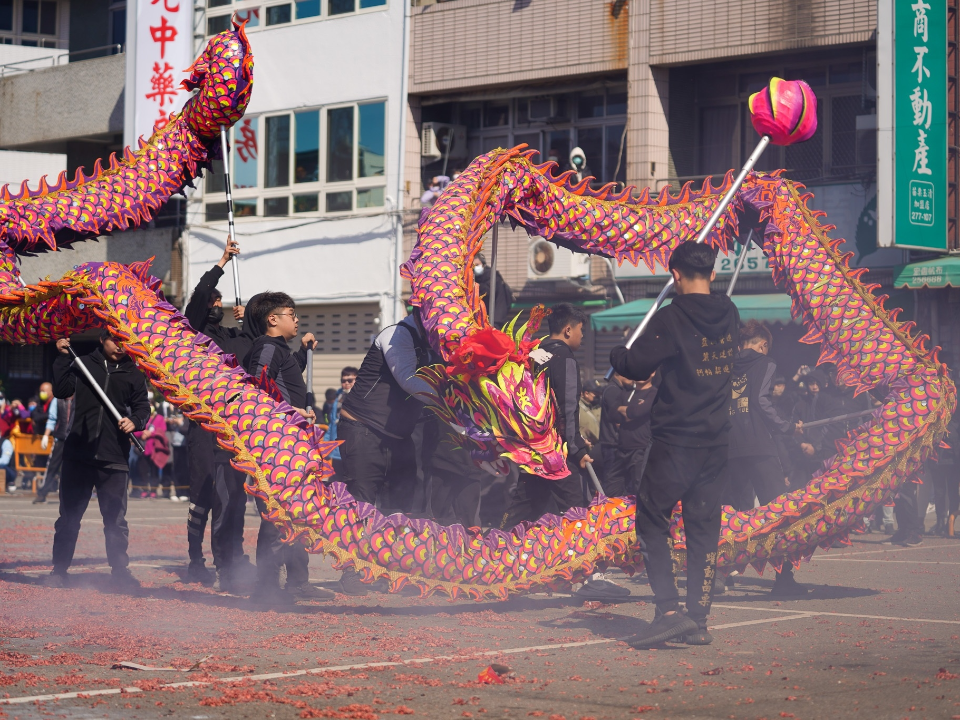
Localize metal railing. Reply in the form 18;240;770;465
0;44;123;78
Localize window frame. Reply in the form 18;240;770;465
206;98;389;221
205;0;387;37
0;0;61;47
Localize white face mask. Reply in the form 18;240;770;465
473;265;483;277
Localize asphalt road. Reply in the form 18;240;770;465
0;493;958;720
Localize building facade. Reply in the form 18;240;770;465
186;0;407;388
405;0;959;376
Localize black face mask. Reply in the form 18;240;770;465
207;306;224;325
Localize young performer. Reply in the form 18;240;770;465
611;241;740;647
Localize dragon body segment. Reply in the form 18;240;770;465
0;42;949;601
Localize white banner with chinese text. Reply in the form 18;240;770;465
125;0;195;147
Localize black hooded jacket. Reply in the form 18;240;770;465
536;338;588;464
53;348;150;468
184;265;254;362
610;293;740;448
728;348;794;458
476;267;514;327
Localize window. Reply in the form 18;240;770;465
0;0;59;46
205;100;387;219
206;0;386;34
110;6;126;47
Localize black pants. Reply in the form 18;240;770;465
500;460;584;530
727;454;795;580
608;445;651;498
931;464;959;522
187;427;246;571
52;461;129;572
339;416;418;508
36;438;65;500
426;426;481;527
895;480;923;536
255;496;309;588
636;440;727;620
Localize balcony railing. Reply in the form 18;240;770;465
0;44;123;78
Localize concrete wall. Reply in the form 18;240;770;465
0;53;124;148
409;0;629;94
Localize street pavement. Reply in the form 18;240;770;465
0;493;958;719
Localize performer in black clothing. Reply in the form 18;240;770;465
336;309;443;595
598;373;632;489
45;331;151;590
243;292;334;604
727;320;808;597
33;395;74;504
473;253;514;328
611;241;740;648
611;373;656;497
183;239;255;590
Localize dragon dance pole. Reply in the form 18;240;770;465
799;407;877;430
67;347;146;454
305;344;315;416
584;462;604;495
605;135;771;380
219;126;243;312
488;222;499;325
726;229;755;298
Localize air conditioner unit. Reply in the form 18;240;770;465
527;239;591;281
421;122;468;161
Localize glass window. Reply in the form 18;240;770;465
546;131;570;171
329;0;354;14
296;0;320;18
0;0;12;31
463;104;482;130
605;124;626;184
295;110;319;183
358;102;385;178
831;95;859;172
483;103;508;128
20;38;36;45
513;132;540;158
266;4;291;24
528;97;552;120
235;8;259;26
606;92;627;116
783;102;822;181
21;0;37;33
206;202;228;221
233;117;259;189
234;199;257;217
515;100;529;125
738;72;769;95
786;67;826;87
264;197;289;216
576;127;603;180
265;115;291;188
698;105;738;175
359;0;385;7
39;0;55;34
294;194;319;213
110;8;126;46
326;191;352;212
481;135;508;155
357;186;384;208
206;160;225;194
326;107;354;182
577;95;604;119
829;62;861;85
208;0;231;7
207;14;231;34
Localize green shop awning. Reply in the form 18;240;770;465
591;293;796;332
893;257;960;289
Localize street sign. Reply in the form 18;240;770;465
892;0;948;250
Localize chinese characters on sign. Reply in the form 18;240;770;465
129;0;193;142
894;0;947;250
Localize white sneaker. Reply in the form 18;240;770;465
6;486;15;493
178;496;189;502
170;495;181;502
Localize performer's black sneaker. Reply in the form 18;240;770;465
337;568;369;596
882;530;908;545
626;611;698;649
900;534;923;547
187;559;214;586
43;570;68;588
576;573;631;601
770;574;810;598
680;616;713;646
288;582;336;601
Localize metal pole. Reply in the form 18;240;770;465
799;407;877;429
219;125;243;312
488;222;499;325
585;462;604;495
726;229;755;298
67;346;146;454
604;135;771;380
305;345;315;416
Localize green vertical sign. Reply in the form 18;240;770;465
894;0;948;250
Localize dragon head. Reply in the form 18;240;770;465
180;17;254;140
418;314;569;479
